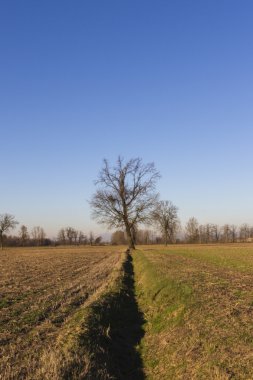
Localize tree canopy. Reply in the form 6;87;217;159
90;157;160;249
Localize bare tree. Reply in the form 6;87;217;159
58;227;79;245
152;200;180;245
135;229;153;245
185;217;199;243
65;227;76;245
111;230;127;245
73;229;78;245
94;236;102;245
222;224;231;243
230;225;237;243
239;223;250;242
199;223;215;244
89;231;94;246
0;214;19;249
19;225;29;246
199;224;208;244
212;224;221;242
78;231;86;245
90;157;160;249
31;226;46;246
57;228;66;244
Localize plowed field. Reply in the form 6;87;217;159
0;246;121;379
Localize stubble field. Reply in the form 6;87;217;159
0;246;122;380
2;244;253;380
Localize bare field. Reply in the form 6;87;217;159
3;244;253;379
134;244;253;379
0;246;122;379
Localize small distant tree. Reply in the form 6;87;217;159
133;229;153;245
65;227;74;245
90;157;160;249
212;224;221;242
78;231;86;245
199;223;212;244
185;217;199;243
240;223;250;242
222;224;231;243
19;225;29;246
73;229;78;245
142;229;151;245
94;236;102;245
111;230;127;245
89;231;94;246
0;214;19;249
152;200;180;245
31;226;46;246
230;225;237;243
57;228;66;244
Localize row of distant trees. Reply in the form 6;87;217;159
111;229;169;245
57;228;102;246
0;220;49;249
1;212;253;250
1;221;52;248
0;214;102;249
184;217;253;244
111;220;253;246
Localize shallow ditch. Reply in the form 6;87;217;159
63;251;146;380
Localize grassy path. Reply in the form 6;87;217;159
133;245;253;379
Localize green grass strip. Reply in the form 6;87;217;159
133;249;193;378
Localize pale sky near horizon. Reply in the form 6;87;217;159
1;1;253;238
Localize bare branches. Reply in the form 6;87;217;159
90;157;160;249
152;200;180;245
0;214;19;249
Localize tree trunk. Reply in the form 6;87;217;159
0;231;3;250
164;231;168;246
128;235;135;249
125;224;135;249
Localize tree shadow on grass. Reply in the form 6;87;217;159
84;252;146;380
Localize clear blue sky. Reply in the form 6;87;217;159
1;1;253;238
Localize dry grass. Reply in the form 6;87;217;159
134;244;253;379
0;246;123;379
4;244;253;379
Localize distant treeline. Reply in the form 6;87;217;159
111;220;253;245
3;225;103;247
184;218;253;244
2;221;253;248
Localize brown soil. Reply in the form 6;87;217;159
0;246;121;380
